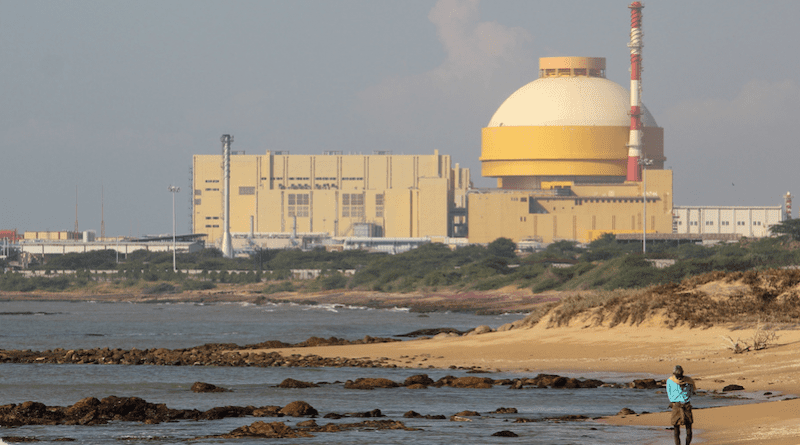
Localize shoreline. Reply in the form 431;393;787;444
247;322;800;445
0;285;562;315
3;291;800;443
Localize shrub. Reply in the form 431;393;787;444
314;272;349;291
142;283;178;294
263;281;295;294
181;280;216;291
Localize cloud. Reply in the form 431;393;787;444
664;79;800;128
356;0;536;148
662;79;800;205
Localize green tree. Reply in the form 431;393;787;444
769;219;800;241
487;237;517;259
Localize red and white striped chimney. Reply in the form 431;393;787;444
626;1;644;182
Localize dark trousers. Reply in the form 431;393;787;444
670;402;693;445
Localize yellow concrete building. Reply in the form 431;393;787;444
192;150;470;246
469;57;674;244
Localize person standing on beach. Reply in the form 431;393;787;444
667;365;696;445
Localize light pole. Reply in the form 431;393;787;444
639;158;653;254
168;185;180;272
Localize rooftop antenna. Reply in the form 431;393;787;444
74;185;79;235
101;185;105;239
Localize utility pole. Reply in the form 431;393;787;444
168;185;180;272
639;158;653;253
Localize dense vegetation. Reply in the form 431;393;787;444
2;219;799;295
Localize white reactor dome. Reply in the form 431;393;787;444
487;59;658;128
480;57;665;186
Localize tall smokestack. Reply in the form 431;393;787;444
220;134;234;258
626;1;644;182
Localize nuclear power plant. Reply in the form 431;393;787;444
191;2;785;253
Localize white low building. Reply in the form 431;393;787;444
673;206;783;238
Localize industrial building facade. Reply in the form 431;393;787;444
192;150;470;246
468;170;674;244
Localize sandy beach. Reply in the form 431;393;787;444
252;321;800;444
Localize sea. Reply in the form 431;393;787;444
0;300;768;444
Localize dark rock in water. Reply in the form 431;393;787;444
252;406;282;417
454;410;481;417
403;374;435;387
616;408;636;416
345;409;384;418
403;411;445;419
191;382;231;393
1;437;40;442
278;401;318;417
518;373;607;389
492;430;519;437
335;419;420;431
492;407;518;414
323;413;344;419
442;376;493;389
199;406;253;421
206;418;421;440
629;379;661;389
0;397;322;427
277;378;319;389
550;414;590;421
344;378;400;390
513;417;541;423
723;384;745;392
223;421;312;438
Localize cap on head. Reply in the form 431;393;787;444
673;365;684;376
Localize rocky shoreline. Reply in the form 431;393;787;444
1;373;665;441
0;336;400;368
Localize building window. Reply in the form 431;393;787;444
195;189;202;196
194;199;201;205
376;194;384;218
342;193;364;218
205;188;219;192
239;186;255;195
288;193;309;217
205;179;219;183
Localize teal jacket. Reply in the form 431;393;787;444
667;375;696;403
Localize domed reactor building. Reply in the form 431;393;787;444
468;3;677;244
469;56;673;244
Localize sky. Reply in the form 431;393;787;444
2;0;799;237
